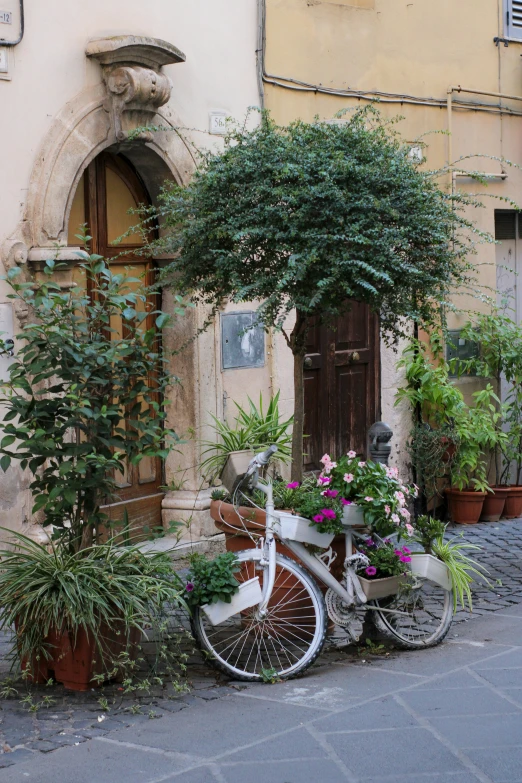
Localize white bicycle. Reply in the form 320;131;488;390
192;447;453;681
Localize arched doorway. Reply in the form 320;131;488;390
68;151;164;537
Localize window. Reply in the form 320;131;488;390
506;0;522;40
494;209;521;321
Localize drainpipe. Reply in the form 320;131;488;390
256;0;266;108
447;85;522;192
0;0;24;46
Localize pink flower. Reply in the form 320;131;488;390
344;473;354;483
405;523;414;537
313;514;325;523
321;508;336;520
394;549;402;557
317;476;331;485
399;507;411;520
385;467;395;479
365;566;377;577
384;504;391;515
320;453;337;474
286;482;299;489
320;454;332;465
341;498;352;506
402;546;411;554
400;555;412;563
391;513;400;525
364;496;374;502
186;582;194;592
358;461;366;468
323;489;339;498
347;450;357;459
395;491;405;502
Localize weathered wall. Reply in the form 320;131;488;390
264;0;522;478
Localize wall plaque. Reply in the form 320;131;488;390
221;312;265;370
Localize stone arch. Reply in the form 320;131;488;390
3;82;196;265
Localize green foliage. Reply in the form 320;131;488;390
0;531;185;668
451;309;522;485
396;336;505;495
357;539;413;579
432;534;489;612
210;488;230;502
200;391;292;480
156;106;476;339
185;552;241;607
413;515;447;555
0;248;183;550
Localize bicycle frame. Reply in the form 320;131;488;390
252;475;364;616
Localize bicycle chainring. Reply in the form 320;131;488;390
325;588;355;627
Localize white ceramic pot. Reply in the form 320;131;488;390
341;503;365;527
274;512;335;548
201;577;262;626
358;574;402;600
409;553;452;592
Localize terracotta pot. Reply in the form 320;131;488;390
480;486;510;522
18;621;140;691
446;488;486;525
502;485;522;519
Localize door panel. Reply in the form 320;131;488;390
303;302;380;470
68;152;164;537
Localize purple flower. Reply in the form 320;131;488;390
185;582;194;592
341;498;352;506
365;538;376;547
365;566;377;577
286;481;300;489
401;546;411;554
323;489;339;498
313;514;325;523
400;555;412;563
321;508;336;520
317;476;331;485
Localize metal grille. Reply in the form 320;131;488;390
495;211;516;240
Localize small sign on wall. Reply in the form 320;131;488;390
221;312;265;370
209;112;227;135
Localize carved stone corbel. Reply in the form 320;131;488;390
86;35;186;142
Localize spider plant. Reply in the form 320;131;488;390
0;530;185;669
200;391;293;480
432;534;489;612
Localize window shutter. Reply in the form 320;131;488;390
495;211;516;240
507;0;522;39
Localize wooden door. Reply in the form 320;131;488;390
303;302;380;471
68;152;164;536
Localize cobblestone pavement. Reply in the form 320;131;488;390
1;517;521;773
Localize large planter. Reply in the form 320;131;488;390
201;577;262;625
358;575;402;600
480;486;510;522
409;553;452;591
274;512;335;548
502;486;522;520
19;622;140;691
220;450;255;494
446;488;486;525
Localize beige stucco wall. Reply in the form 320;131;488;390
0;0;262;541
264;0;522;478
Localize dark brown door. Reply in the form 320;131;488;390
303;302;380;470
68;152;164;536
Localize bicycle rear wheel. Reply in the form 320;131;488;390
191;550;327;681
369;576;453;649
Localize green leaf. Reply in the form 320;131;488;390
0;455;11;472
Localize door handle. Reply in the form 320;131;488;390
304;356;313;369
349;351;360;363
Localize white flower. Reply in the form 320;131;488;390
399;507;411;520
347;450;357;459
391;513;400;525
384;504;391;515
405;523;414;537
344;473;354;483
358;461;366;468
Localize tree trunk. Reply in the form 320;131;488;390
290;311;308;483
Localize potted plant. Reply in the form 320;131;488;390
0;249;185;687
185;552;261;626
355;539;413;599
447;385;504;524
0;532;184;690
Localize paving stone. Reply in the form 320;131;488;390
399;685;521;717
25;740;61;752
429;712;522;748
220;759;348;783
0;748;35;766
466;746;522;782
43;733;88;746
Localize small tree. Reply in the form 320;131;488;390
0;251;180;551
154;107;478;480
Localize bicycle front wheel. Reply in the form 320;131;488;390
191;550;327;681
369;576;453;649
